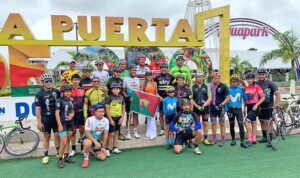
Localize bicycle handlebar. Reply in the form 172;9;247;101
16;117;31;130
291;93;299;99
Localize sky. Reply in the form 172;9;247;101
0;0;299;66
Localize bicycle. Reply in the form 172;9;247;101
281;94;300;134
0;117;40;156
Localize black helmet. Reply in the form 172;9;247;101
113;66;121;72
145;71;153;76
245;72;255;79
61;84;73;91
128;64;137;70
176;55;184;61
176;75;185;80
110;82;122;89
257;68;267;74
160;63;169;68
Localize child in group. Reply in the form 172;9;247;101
105;82;125;155
163;86;178;149
243;72;265;145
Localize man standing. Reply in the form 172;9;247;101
92;59;109;85
35;73;61;164
209;72;230;147
61;59;81;84
149;56;161;78
256;69;280;144
155;63;175;136
80;66;93;91
119;59;129;78
191;72;212;146
170;55;191;86
136;54;150;82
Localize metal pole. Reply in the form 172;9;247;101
75;22;79;53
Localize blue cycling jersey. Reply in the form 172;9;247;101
163;96;178;116
227;86;245;108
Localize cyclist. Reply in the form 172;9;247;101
174;75;192;110
105;82;125;155
136;54;150;82
80;66;93;91
170;98;202;155
123;64;141;140
227;74;248;148
105;66;123;95
170;55;191;86
256;69;281;144
81;103;109;168
55;84;75;168
119;59;129;78
155;63;175;136
163;86;178;148
83;77;107;121
149;56;161;78
243;72;265;145
69;74;85;157
92;59;109;85
191;72;212;146
209;72;230;146
61;59;81;84
35;73;61;164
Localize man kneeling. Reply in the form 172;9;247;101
170;98;202;155
82;103;109;168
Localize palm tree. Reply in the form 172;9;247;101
230;55;253;75
260;30;300;79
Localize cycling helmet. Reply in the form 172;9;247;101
195;72;204;77
137;54;146;60
176;75;185;80
176;55;184;61
110;82;122;89
180;98;190;106
82;66;91;71
145;71;153;76
95;59;104;65
94;102;105;110
166;86;175;93
230;74;240;81
257;68;267;74
160;63;169;68
113;66;121;72
245;72;255;79
40;73;53;82
61;84;73;91
128;64;137;70
119;59;127;64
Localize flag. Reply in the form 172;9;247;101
294;58;300;81
130;90;161;117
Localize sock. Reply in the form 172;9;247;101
58;157;63;160
84;153;89;160
193;144;198;148
221;135;225;144
161;126;164;130
64;153;69;158
72;145;76;151
166;138;170;145
248;133;252;142
44;150;48;157
204;135;208;140
134;128;137;132
170;138;174;145
252;134;256;142
213;134;217;141
56;146;60;153
269;133;273;140
262;130;267;139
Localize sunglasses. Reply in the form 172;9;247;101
93;80;100;83
44;80;53;84
167;91;175;93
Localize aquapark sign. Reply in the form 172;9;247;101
0;5;230;97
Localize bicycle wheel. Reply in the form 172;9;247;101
4;129;40;156
0;135;4;153
267;118;281;150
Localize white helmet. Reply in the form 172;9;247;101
40;73;53;81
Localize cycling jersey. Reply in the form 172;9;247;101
191;83;211;106
136;65;150;82
92;70;109;84
61;69;81;84
170;111;201;132
105;77;123;95
163;96;178;116
55;96;74;123
227;86;245;108
256;80;278;107
105;94;125;117
83;87;106;118
120;70;129;78
209;82;229;106
174;84;192;108
84;116;109;141
149;63;161;78
244;84;264;104
80;77;93;91
170;65;191;84
123;76;140;97
155;73;175;98
35;88;61;117
71;86;85;112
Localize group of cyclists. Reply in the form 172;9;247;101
35;53;280;169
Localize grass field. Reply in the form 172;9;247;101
0;136;299;178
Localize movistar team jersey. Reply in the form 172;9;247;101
163;96;178;116
55;96;73;123
105;94;125;117
227;86;245;108
84;116;109;141
170;65;191;84
83;87;106;118
35;88;61;117
155;73;175;98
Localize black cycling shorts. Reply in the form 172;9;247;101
246;104;258;122
194;106;210;122
41;115;58;134
125;97;131;113
165;114;176;125
73;111;85;129
62;121;74;132
174;131;195;146
258;107;273;120
159;102;164;112
109;117;122;133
